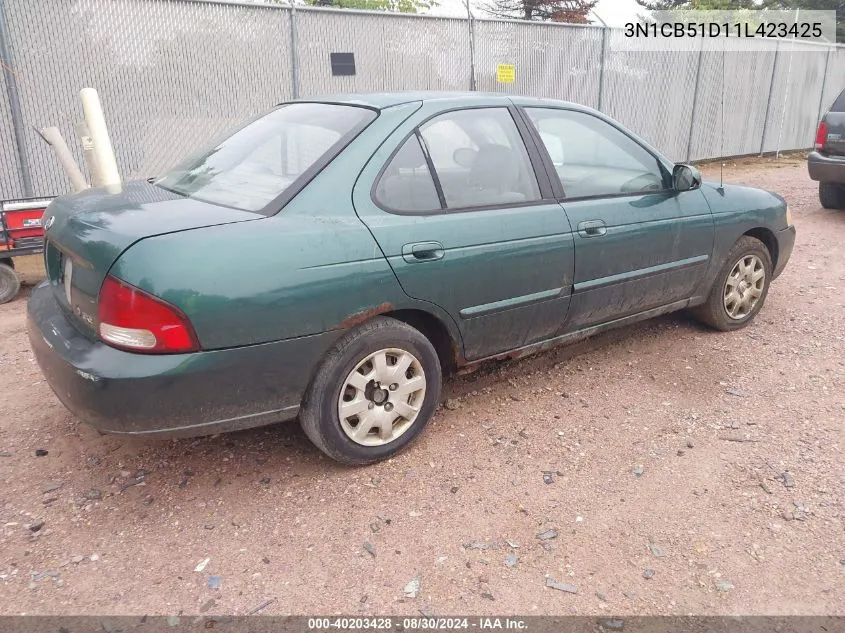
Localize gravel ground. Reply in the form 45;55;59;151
0;156;843;616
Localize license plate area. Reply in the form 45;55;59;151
44;240;62;283
63;256;73;306
47;245;98;339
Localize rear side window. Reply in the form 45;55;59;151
374;135;441;212
831;89;845;112
156;103;376;214
419;108;540;209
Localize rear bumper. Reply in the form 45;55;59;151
27;282;339;437
807;151;845;183
774;225;796;279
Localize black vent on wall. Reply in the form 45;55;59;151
330;52;356;76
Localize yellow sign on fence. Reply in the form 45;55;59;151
496;64;515;84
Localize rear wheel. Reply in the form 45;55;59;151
819;182;845;209
299;316;442;465
0;262;20;304
690;236;772;332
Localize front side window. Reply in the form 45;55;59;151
156;103;376;213
526;108;667;199
419;108;540;209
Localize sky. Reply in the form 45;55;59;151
429;0;643;26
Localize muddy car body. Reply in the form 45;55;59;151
28;93;795;463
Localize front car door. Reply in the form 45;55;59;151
352;100;575;361
519;105;715;331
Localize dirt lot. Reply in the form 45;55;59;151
0;156;843;616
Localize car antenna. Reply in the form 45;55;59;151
719;49;725;193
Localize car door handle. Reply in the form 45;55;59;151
577;220;607;238
402;242;445;263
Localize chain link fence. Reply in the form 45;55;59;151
1;0;842;200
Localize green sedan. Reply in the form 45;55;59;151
28;93;796;464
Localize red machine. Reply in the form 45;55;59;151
0;198;52;303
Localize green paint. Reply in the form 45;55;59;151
29;93;795;437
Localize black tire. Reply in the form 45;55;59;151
299;316;443;465
819;182;845;209
690;236;773;332
0;262;20;304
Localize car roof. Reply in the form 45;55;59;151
296;91;583;111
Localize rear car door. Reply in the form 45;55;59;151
353;103;575;361
521;106;714;331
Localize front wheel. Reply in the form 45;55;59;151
0;262;20;304
299;316;443;465
690;236;772;332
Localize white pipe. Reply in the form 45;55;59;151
80;88;121;188
74;121;101;187
39;126;89;193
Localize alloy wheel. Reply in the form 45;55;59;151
723;254;765;320
337;348;427;446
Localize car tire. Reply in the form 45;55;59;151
690;236;773;332
299;316;443;465
818;182;845;209
0;262;20;304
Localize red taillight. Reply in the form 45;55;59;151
97;275;199;354
815;120;828;150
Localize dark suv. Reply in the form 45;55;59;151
809;88;845;208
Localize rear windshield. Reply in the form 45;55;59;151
155;103;376;213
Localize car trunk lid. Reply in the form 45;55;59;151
43;180;261;338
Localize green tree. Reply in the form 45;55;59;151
302;0;438;12
634;0;761;34
481;0;598;22
635;0;843;40
635;0;759;11
760;0;845;41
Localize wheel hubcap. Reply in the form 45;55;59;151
723;254;765;320
338;348;427;447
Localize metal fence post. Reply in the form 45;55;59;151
289;4;300;99
0;0;33;197
816;46;832;124
467;5;477;91
685;38;705;162
774;36;797;158
759;42;779;155
596;27;608;111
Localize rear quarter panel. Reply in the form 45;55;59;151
109;214;405;349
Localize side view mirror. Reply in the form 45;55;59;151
673;164;701;191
